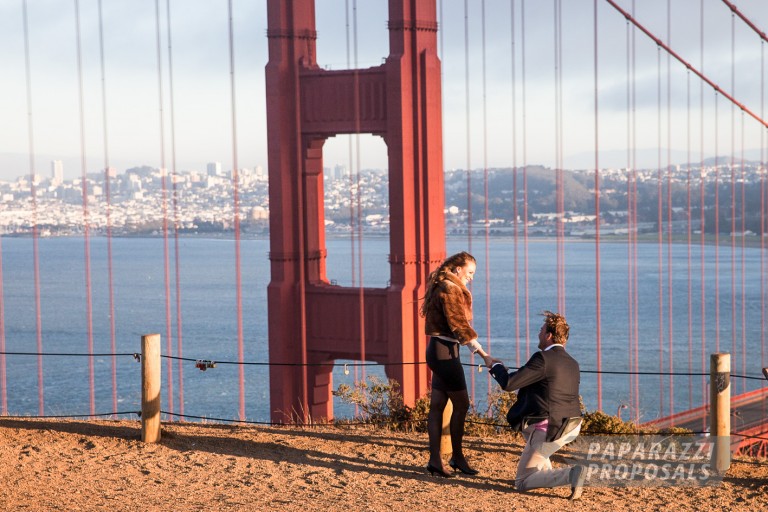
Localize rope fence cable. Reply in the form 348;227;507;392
1;351;767;381
0;411;140;419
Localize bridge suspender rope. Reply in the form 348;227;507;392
741;113;747;394
521;0;531;361
357;0;367;389
631;4;642;421
554;0;565;315
0;242;4;414
73;0;97;416
762;13;767;423
152;0;175;418
96;0;119;418
225;0;246;422
686;63;694;411
343;0;360;400
481;0;492;397
461;0;475;403
342;0;367;401
510;0;522;370
666;0;675;420
624;7;635;421
656;37;665;417
731;13;738;394
353;1;366;390
699;0;708;422
21;0;45;416
464;0;473;265
166;0;186;419
593;0;603;411
715;99;721;355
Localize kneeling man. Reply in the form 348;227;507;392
483;310;586;500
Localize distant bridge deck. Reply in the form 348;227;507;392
643;387;768;458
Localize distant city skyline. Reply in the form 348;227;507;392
1;1;766;182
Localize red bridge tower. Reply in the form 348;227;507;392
265;0;445;422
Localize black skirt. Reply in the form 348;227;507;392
426;336;467;392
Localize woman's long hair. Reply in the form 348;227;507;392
419;251;476;317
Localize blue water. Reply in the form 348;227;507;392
0;236;765;423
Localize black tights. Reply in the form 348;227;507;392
427;387;470;466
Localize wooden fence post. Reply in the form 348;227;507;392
141;334;161;443
710;353;730;473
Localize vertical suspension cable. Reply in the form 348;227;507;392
0;238;5;414
510;0;521;368
153;0;174;416
356;1;366;384
554;0;565;314
21;0;44;416
633;165;640;419
730;10;737;388
656;45;665;417
626;6;642;420
73;0;96;415
438;0;445;407
226;0;245;420
345;0;356;294
666;0;674;417
521;0;531;359
686;69;694;410
481;0;490;394
464;0;473;260
96;0;118;417
630;0;640;419
739;113;746;394
463;0;474;401
714;94;720;354
625;15;635;418
761;38;766;380
593;0;602;411
166;0;185;418
344;0;359;413
699;0;708;416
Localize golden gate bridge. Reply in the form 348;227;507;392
0;0;766;455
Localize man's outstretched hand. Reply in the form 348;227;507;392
482;355;503;368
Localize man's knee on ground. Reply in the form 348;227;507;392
514;477;532;492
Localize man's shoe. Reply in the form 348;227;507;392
568;465;586;500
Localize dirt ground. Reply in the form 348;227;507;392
0;418;766;511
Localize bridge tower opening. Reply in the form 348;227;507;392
265;0;446;422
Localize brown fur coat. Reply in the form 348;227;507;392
423;272;478;344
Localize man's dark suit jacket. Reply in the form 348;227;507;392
489;345;581;442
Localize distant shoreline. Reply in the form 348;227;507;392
4;231;765;248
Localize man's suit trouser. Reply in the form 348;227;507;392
515;424;576;491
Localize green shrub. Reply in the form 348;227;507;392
580;409;640;435
333;379;692;438
333;376;424;431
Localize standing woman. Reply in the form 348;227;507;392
420;251;490;477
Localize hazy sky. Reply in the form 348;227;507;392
1;0;766;181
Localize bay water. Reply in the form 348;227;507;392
1;236;765;424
